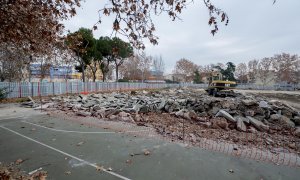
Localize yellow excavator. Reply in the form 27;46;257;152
205;70;237;97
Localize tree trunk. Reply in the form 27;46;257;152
115;64;119;82
92;72;96;82
102;72;106;82
81;64;85;82
27;64;32;82
89;65;96;82
40;60;43;82
28;55;33;82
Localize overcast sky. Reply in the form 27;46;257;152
63;0;300;74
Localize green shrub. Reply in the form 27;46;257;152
118;79;129;82
0;87;8;101
164;79;179;84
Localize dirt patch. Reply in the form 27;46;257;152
135;112;300;153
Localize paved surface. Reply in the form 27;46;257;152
0;104;300;180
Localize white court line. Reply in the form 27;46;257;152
22;121;116;134
123;129;150;133
0;125;131;180
21;120;150;134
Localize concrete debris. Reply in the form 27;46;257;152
28;96;35;103
211;118;229;130
236;116;250;124
34;102;55;110
259;101;269;108
215;110;236;123
279;115;295;128
20;96;39;108
247;116;269;132
294;127;300;138
270;114;295;128
76;111;91;117
236;117;247;132
33;88;300;147
248;126;257;133
245;110;255;117
242;99;257;106
294;116;300;125
189;133;197;142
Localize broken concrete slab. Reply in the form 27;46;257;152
270;114;281;121
242;99;257;106
215;110;236;123
27;96;35;103
183;110;198;120
259;101;269;108
211;118;229;130
294;127;300;137
82;101;97;108
270;114;295;128
76;111;91;117
293;116;300;125
158;99;167;110
236;117;247;132
248;126;257;133
247;116;269;132
279;115;295;128
33;103;55;110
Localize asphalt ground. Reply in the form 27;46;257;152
0;105;300;180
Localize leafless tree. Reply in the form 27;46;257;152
248;59;259;83
139;52;152;82
119;55;141;81
235;63;248;83
53;48;76;82
0;45;31;82
257;58;273;86
294;58;300;84
152;55;165;80
119;52;152;81
272;53;298;84
215;63;225;70
33;57;53;82
106;64;114;81
173;58;198;82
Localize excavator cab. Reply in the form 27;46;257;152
205;70;237;97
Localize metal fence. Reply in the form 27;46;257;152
0;82;299;99
0;82;190;98
179;83;300;91
237;83;300;91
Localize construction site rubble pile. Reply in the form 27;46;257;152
42;89;300;133
30;88;300;152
